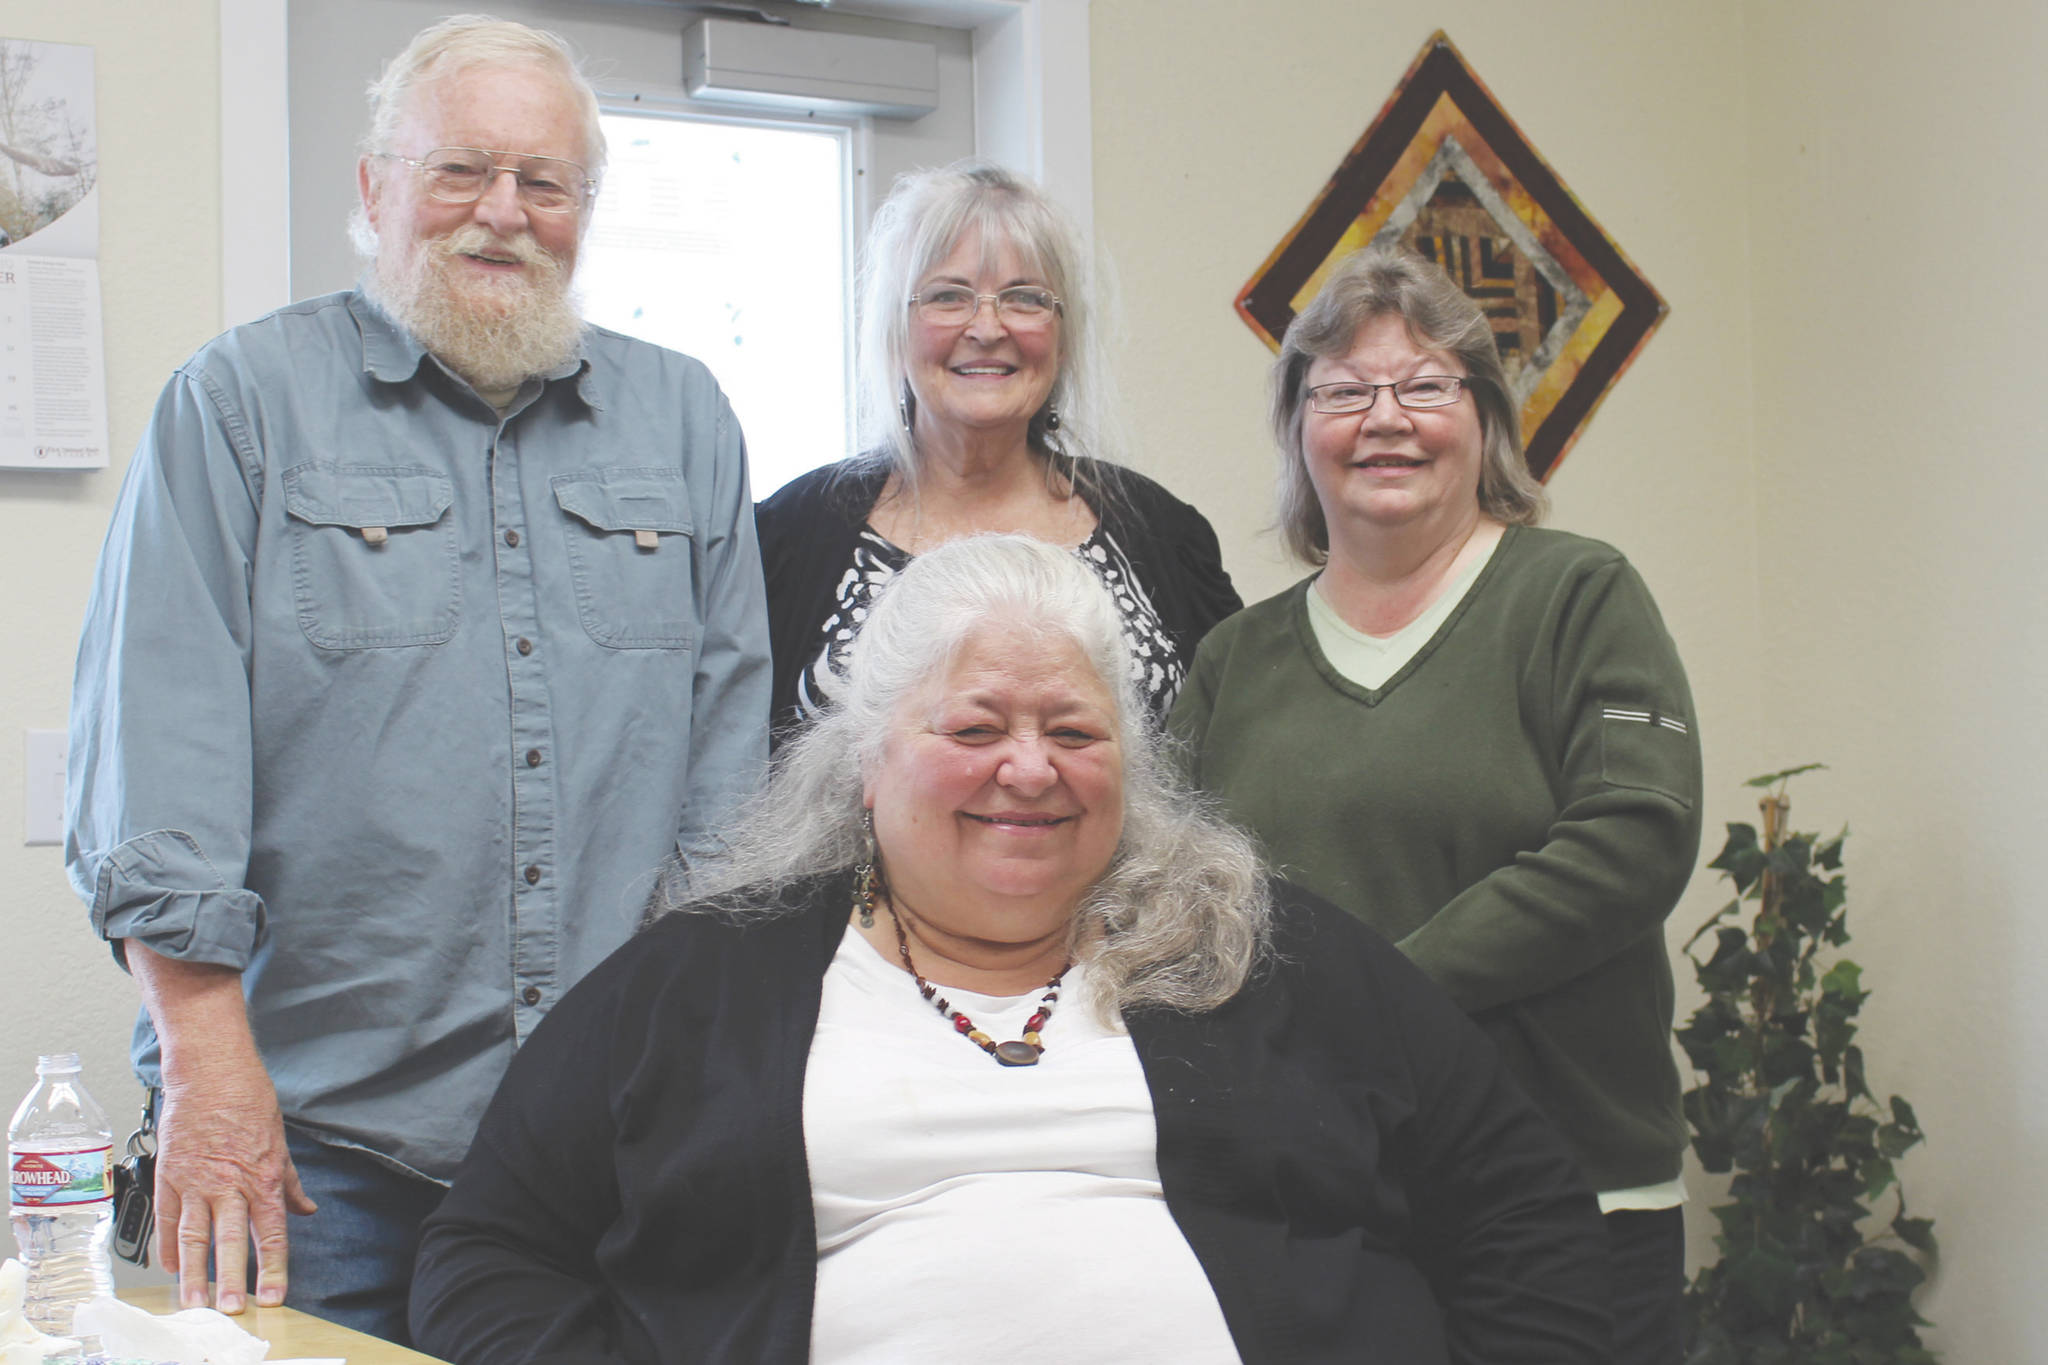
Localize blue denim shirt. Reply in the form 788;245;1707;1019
66;292;770;1180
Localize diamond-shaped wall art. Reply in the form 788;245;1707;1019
1236;31;1666;481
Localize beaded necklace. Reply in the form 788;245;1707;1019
884;900;1067;1067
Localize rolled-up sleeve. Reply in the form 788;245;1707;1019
675;384;769;869
67;366;268;970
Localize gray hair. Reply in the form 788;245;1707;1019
852;160;1120;506
349;15;606;257
1271;246;1547;563
672;534;1272;1018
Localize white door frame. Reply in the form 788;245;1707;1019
217;0;1092;329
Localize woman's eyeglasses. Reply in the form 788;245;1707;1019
1307;376;1466;414
909;285;1063;329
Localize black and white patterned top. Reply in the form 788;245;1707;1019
793;525;1186;724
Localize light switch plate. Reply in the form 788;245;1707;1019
25;729;65;846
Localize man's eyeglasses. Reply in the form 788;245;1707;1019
1307;376;1467;414
380;147;596;214
909;285;1063;329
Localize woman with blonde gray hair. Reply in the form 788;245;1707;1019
1173;244;1703;1364
412;533;1611;1364
756;160;1239;743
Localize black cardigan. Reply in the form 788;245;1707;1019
753;457;1243;738
411;875;1612;1364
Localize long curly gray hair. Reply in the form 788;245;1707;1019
664;534;1271;1018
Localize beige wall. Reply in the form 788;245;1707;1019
1740;3;2048;1358
0;0;218;1275
4;0;2039;1351
1095;0;2043;1357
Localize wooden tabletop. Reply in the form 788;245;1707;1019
116;1285;450;1363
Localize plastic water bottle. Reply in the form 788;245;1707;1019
8;1052;115;1340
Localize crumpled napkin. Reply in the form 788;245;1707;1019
70;1295;275;1364
0;1263;343;1365
0;1258;81;1365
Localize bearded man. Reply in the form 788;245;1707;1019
66;17;769;1345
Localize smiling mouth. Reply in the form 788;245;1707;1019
965;812;1070;828
952;364;1017;376
1356;455;1425;469
462;251;524;267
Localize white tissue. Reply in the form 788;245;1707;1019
71;1294;271;1363
0;1258;81;1365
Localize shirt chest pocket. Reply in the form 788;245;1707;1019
281;463;459;649
551;469;697;650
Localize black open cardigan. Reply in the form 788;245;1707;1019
411;874;1612;1364
753;457;1243;739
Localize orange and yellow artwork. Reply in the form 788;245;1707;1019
1237;32;1665;480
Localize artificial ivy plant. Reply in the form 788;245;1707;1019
1677;765;1938;1365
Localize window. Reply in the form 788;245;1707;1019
273;0;993;494
579;111;853;497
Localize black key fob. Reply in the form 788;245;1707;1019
111;1138;156;1267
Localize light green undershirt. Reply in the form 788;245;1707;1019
1306;534;1499;688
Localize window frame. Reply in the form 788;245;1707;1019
217;0;1095;330
583;93;863;484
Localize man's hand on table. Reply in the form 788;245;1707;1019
127;946;319;1314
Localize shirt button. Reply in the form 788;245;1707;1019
504;529;520;548
521;986;542;1006
524;864;541;885
525;749;542;767
516;637;534;656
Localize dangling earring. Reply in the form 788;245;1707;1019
854;808;878;929
898;383;915;434
1044;403;1061;432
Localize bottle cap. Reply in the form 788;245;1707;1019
34;1054;82;1073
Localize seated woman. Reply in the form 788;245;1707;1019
756;159;1240;741
410;535;1611;1364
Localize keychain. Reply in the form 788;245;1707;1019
110;1103;156;1267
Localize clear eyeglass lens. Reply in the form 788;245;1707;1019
1398;377;1460;406
914;286;1059;325
1310;377;1463;413
997;287;1056;318
418;149;584;211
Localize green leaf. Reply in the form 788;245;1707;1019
1683;897;1743;953
1843;1045;1869;1100
1819;960;1866;1012
1709;824;1766;892
1745;763;1827;788
1847;1243;1926;1297
1814;829;1847;869
1892;1214;1938;1254
1877;1122;1924;1159
1889;1096;1921;1134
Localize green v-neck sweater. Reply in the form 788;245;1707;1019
1171;525;1702;1191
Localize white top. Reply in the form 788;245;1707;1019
805;923;1241;1364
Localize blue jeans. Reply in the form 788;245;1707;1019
280;1127;446;1348
1606;1206;1685;1365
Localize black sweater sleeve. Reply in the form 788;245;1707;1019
1093;464;1243;667
1138;884;1612;1363
409;938;642;1363
753;462;882;741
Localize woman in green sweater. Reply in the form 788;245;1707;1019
1171;246;1702;1364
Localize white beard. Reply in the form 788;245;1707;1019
368;222;585;393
